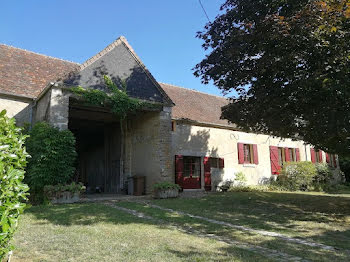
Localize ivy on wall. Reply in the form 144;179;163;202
70;75;161;120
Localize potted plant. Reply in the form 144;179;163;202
43;182;86;204
153;182;181;199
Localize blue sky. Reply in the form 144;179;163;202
1;0;226;96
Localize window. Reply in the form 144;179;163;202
244;144;253;163
327;153;337;168
289;148;296;162
311;149;323;163
210;157;224;168
238;143;258;165
278;147;297;166
278;147;284;166
171;120;176;132
183;156;201;178
316;151;321;163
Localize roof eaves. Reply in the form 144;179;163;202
0;90;35;102
174;118;238;131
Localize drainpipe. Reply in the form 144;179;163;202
29;100;36;130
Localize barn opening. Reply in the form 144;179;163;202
68;99;122;194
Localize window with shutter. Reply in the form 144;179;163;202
253;144;259;165
238;143;258;165
270;146;281;174
310;148;316;163
237;143;244;164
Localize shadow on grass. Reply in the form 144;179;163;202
23;203;269;262
24;199;350;261
116;201;350;261
152;191;350;250
25;203;154;226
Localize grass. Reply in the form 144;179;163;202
150;191;350;252
116;201;349;262
11;203;269;262
11;190;350;261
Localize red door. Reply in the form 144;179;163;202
175;156;201;189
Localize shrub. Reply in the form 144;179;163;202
153;182;181;191
25;122;77;195
44;182;86;198
313;163;333;190
219;172;246;192
0;110;29;260
228;185;270;192
274;161;317;191
234;172;247;185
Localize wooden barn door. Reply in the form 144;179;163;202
104;123;121;193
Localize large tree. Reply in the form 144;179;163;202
195;0;350;156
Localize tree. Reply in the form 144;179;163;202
194;0;350;156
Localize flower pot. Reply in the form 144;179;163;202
154;188;179;199
49;191;80;204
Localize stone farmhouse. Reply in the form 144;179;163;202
0;37;340;193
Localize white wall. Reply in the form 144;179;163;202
0;96;32;125
172;122;323;189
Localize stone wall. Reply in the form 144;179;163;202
34;87;70;130
124;107;173;193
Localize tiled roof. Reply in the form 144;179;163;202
160;83;232;127
0;44;79;98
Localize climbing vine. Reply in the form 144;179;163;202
70;75;160;120
70;76;162;189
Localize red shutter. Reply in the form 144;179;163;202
253;144;259;165
219;158;224;168
284;148;290;162
203;157;211;191
237;143;244;164
333;155;337;168
175;155;184;187
296;148;300;161
319;151;323;162
270;146;281;174
310;148;316;163
326;153;330;164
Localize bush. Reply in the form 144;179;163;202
272;161;335;191
44;182;86;198
153;182;181;191
273;161;317;191
25;122;77;195
0;110;29;260
219;172;247;192
228;185;270;192
313;163;333;190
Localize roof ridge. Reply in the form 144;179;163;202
159;82;228;100
79;36;174;106
0;43;79;65
79;37;124;70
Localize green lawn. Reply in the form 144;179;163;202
12;203;268;262
11;190;350;262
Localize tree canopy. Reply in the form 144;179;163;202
195;0;350;156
